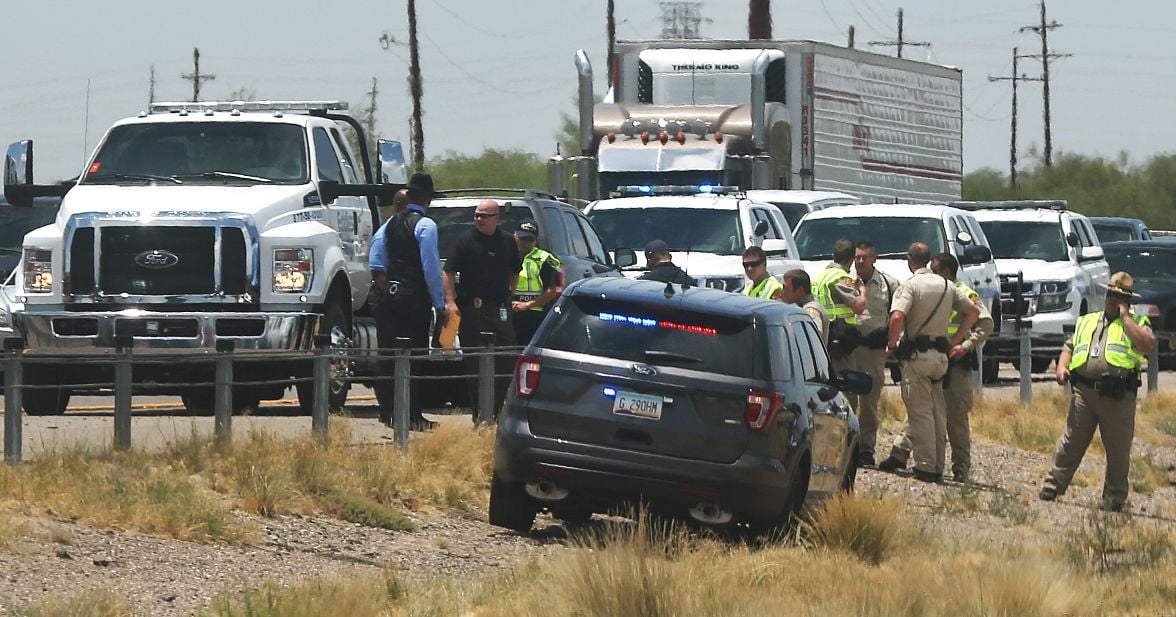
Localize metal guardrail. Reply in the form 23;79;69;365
1;331;520;463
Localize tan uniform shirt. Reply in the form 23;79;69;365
891;267;973;340
952;286;994;353
824;263;861;312
855;269;897;334
800;293;830;345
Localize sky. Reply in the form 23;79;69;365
4;0;1175;183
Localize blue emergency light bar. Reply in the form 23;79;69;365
611;185;740;198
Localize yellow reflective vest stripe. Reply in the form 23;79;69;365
813;266;857;325
1068;312;1149;371
744;275;783;299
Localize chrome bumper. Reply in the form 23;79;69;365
15;310;318;353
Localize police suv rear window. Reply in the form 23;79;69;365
539;296;763;379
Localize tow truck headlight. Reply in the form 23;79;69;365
273;248;313;293
23;248;54;293
1036;280;1072;313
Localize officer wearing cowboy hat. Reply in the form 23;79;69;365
1039;271;1154;511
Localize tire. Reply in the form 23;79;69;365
22;386;71;416
488;474;536;533
296;302;352;415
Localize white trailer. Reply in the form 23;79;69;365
551;39;963;204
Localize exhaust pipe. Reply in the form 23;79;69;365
688;502;734;525
575;49;594;155
525;478;570;501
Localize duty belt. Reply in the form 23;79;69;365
1069;373;1097;387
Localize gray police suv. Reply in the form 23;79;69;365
489;277;870;533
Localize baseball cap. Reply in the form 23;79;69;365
644;239;669;257
517;218;539;239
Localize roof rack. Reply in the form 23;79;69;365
949;199;1067;212
149;100;349;114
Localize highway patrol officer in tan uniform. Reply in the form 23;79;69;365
781;269;829;346
932;252;994;482
1039;272;1153;511
848;241;900;467
878;243;978;483
813;239;867;377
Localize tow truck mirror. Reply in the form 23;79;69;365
1066;231;1080;247
960;244;992;265
5;140;32;188
752;220;769;237
377;139;408;184
614;247;637;268
318;180;341;205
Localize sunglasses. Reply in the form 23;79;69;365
742;259;765;269
473;212;499;219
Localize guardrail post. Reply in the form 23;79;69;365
973;344;984;398
113;335;133;450
393;337;411;451
1018;321;1032;408
1147;341;1159;394
4;337;26;465
311;334;331;441
477;331;495;425
214;340;234;444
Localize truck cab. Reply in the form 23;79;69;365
3;101;388;414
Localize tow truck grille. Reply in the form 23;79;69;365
68;226;248;296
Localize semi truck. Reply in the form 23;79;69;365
2;101;405;414
550;39;963;204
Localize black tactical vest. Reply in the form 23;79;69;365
383;210;426;292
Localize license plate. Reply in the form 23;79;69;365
612;390;663;420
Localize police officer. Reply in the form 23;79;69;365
368;173;448;431
877;242;978;483
813;238;868;376
511;218;562;345
638;239;693;285
1039;272;1153;511
848;241;900;468
932;252;994;482
780;268;829;345
742;246;783;300
443;199;522;420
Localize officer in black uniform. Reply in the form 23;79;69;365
443;199;522;420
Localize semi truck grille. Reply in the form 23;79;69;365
68;226;248;296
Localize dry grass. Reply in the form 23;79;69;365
801;491;904;565
7;589;130;617
971;387;1070;453
0;418;495;543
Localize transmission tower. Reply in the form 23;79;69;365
660;2;705;39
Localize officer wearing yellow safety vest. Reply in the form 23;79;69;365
813;238;868;377
511;218;563;345
1039;271;1154;512
741;246;784;300
931;252;993;482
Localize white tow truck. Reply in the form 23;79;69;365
2;101;405;414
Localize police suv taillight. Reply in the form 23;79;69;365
745;389;784;431
515;354;542;398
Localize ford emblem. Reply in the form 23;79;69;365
134;249;180;269
631;363;657;377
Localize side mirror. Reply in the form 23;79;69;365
4;140;71;207
753;220;769;237
377;139;408;184
955;230;974;246
761;238;791;257
318;179;341;205
830;369;873;395
960;244;992;265
1066;231;1080;247
614;247;638;268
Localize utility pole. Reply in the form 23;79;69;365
180;48;215;103
989;47;1043;188
867;8;929;59
407;0;425;171
748;0;771;39
364;77;379;158
607;0;616;87
148;65;156;109
1019;1;1068;167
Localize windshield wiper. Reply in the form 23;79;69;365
875;252;908;258
0;248;23;256
172;171;272;183
805;253;832;260
644;350;702;364
86;173;182;185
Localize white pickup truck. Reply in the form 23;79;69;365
953;200;1111;372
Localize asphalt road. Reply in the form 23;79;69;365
3;367;1173;461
